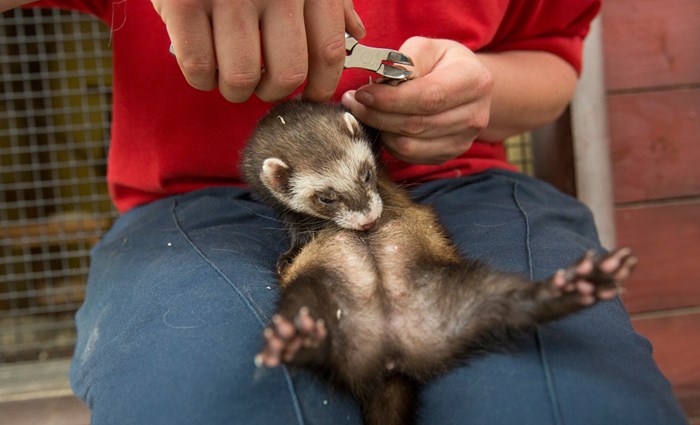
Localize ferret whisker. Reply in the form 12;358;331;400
231;200;284;223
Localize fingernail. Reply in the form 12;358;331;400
354;90;374;106
341;90;356;106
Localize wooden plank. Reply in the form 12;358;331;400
632;312;700;417
608;88;700;204
0;396;90;425
601;0;700;91
0;212;112;249
0;359;74;402
531;108;576;196
616;201;700;313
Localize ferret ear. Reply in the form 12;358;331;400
343;112;361;136
261;157;290;193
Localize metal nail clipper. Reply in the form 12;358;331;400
344;32;415;82
168;32;415;82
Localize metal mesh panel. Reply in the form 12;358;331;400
505;132;534;175
0;8;115;364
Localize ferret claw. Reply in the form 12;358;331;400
550;247;636;305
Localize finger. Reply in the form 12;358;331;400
301;0;346;102
212;0;262;102
160;3;217;91
381;133;475;165
343;0;365;40
342;90;486;139
256;1;308;102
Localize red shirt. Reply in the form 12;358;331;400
30;0;600;213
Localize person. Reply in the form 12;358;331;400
3;0;687;424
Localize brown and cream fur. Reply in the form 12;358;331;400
242;100;636;425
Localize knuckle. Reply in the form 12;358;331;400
220;69;260;91
390;136;417;159
271;65;308;92
469;110;490;132
477;67;495;93
219;69;260;102
256;65;308;102
317;35;347;67
180;56;216;85
303;85;337;103
400;114;428;136
418;84;446;114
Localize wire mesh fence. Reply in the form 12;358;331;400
0;8;115;364
505;132;534;175
0;7;533;367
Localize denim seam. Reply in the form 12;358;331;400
170;198;306;425
512;181;565;425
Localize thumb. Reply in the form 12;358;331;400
397;36;450;78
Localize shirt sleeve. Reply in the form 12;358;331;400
485;0;601;74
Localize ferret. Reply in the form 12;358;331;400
242;100;636;425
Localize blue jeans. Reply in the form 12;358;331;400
70;170;686;424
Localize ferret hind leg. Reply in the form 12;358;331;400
434;248;636;356
532;247;636;321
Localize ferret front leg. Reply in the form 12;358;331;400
276;213;326;275
255;273;338;369
255;307;329;368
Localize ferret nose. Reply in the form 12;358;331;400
361;219;378;231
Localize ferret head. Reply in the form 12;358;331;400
245;102;383;231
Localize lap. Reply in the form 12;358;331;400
415;170;685;425
71;188;360;424
70;170;685;425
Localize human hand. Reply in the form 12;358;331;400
153;0;365;103
341;37;493;164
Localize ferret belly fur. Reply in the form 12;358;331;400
243;101;637;425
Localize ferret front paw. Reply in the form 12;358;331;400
275;253;294;276
549;248;637;305
255;307;327;368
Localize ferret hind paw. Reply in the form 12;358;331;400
551;247;636;304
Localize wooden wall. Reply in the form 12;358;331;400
601;0;700;419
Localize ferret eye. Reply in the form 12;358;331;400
363;169;373;184
317;194;337;206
